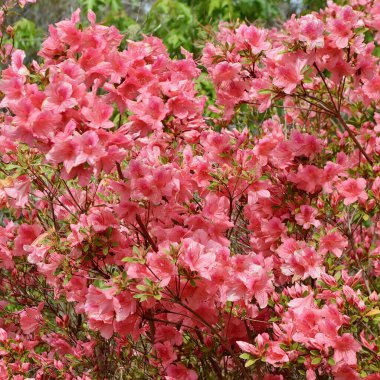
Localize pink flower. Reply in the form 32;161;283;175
152;341;177;368
235;25;270;54
273;55;307;94
328;19;353;49
147;252;177;286
281;246;324;281
363;76;380;100
18;0;37;7
113;291;137;322
85;286;116;339
43;81;77;112
265;343;289;366
166;364;198;380
288;130;322;157
13;224;43;256
20;302;44;334
299;15;325;51
81;99;114;129
295;205;321;230
331;333;361;365
236;340;259;355
246;268;273;308
87;207;118;232
212;62;241;84
179;239;215;280
3;175;30;207
319;231;347;257
337;178;367;205
0;360;8;380
76;131;106;166
155;325;183;346
288;165;325;193
46;137;83;173
0;329;7;342
332;364;360;380
328;7;357;49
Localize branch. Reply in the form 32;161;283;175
313;63;373;165
136;214;158;252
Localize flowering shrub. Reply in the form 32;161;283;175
0;0;380;379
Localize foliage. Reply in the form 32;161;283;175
11;0;316;58
12;18;43;55
137;0;284;54
1;0;380;380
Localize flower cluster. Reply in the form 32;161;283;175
0;1;380;379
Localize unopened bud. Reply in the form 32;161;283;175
369;291;379;302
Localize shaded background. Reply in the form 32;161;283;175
11;0;327;59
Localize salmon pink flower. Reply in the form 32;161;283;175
331;333;361;365
43;81;77;112
236;340;259;355
146;251;177;286
20;302;44;334
265;343;289;366
166;364;198;380
337;178;367;205
152;341;177;368
3;175;30;207
273;55;307;94
319;231;347;257
299;15;325;51
281;246;324;281
295;205;321;230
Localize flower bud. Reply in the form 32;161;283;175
369;291;379;302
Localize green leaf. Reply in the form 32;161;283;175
245;359;257;367
366;309;380;316
328;357;335;366
311;357;322;365
258;89;272;95
93;279;111;290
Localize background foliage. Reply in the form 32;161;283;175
11;0;327;59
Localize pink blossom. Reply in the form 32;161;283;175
3;175;30;207
152;341;177;368
81;99;114;129
20;302;44;334
295;205;321;230
265;343;289;366
84;286;116;339
331;333;361;365
288;165;325;193
46;136;83;173
0;360;8;380
281;246;324;280
236;340;259;355
166;364;198;380
146;251;177;286
0;329;7;342
337;178;367;205
43;81;77;112
299;15;325;51
273;55;307;94
319;231;348;257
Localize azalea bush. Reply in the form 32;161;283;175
1;0;380;379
